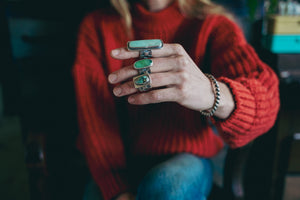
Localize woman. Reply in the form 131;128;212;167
72;0;280;199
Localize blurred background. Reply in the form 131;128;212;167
0;0;300;200
0;0;110;199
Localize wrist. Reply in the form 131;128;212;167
200;74;220;117
214;82;235;119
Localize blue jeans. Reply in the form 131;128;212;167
83;153;213;200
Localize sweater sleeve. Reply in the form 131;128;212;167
209;16;280;148
72;14;129;200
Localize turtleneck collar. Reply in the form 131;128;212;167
131;0;185;33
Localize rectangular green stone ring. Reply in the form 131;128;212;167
127;39;163;51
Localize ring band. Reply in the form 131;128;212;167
133;73;152;92
139;49;152;59
134;59;153;74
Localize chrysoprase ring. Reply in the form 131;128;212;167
134;59;153;74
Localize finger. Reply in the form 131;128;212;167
151;72;181;87
113;81;137;97
113;72;181;97
111;43;185;60
148;56;185;73
128;87;180;105
108;65;138;84
109;56;184;84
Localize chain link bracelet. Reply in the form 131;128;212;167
200;73;220;117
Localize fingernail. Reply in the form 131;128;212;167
128;97;135;103
108;74;117;83
111;49;120;56
113;87;122;96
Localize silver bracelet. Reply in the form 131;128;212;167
200;73;220;117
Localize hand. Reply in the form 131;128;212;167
108;43;234;119
115;192;135;200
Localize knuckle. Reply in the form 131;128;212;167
125;68;135;77
120;48;128;55
176;87;186;101
176;56;189;68
119;67;135;80
175;56;183;66
117;68;126;78
123;82;133;93
149;91;160;101
179;71;189;82
151;74;163;85
173;43;183;54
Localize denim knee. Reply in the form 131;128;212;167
136;153;213;200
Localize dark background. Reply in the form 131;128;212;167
0;0;111;199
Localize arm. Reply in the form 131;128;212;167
72;14;129;200
106;17;279;150
209;16;280;148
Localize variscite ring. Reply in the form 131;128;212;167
133;73;152;92
127;39;163;59
133;59;153;74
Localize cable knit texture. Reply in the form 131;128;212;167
72;2;280;199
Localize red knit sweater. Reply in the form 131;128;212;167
72;2;280;199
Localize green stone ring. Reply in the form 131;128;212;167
134;59;153;74
133;73;152;92
127;39;163;50
127;39;163;59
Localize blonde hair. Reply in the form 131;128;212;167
110;0;233;36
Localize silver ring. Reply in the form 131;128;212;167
133;59;153;74
133;73;152;92
139;49;152;59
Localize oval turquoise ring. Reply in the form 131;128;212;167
134;59;153;74
133;73;152;92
